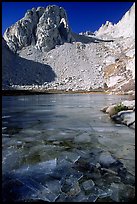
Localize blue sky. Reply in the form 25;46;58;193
2;2;134;35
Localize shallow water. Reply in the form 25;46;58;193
2;93;135;202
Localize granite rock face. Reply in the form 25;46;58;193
2;3;135;94
3;5;74;52
95;3;135;39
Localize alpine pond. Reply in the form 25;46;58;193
2;93;135;202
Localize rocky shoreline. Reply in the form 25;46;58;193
101;100;135;129
2;87;135;96
2;89;105;96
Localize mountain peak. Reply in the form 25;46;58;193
104;21;113;26
96;3;135;39
3;5;74;52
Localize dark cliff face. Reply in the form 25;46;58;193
2;37;56;89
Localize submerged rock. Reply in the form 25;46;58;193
74;132;91;143
110;182;135;202
72;191;89;202
66;181;81;197
98;151;116;167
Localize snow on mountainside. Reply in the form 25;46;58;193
2;3;135;94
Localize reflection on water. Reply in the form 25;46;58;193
2;94;135;202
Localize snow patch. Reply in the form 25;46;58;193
60;18;67;28
107;75;123;87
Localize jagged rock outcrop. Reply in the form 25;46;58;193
114;2;135;39
95;3;135;39
95;21;114;39
3;5;115;53
3;5;74;52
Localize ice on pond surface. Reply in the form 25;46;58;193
74;132;92;143
2;115;11;119
13;159;57;177
2;94;135;202
82;179;95;191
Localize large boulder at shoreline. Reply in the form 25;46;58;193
101;100;135;129
105;105;118;117
111;110;135;128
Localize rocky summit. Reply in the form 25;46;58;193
3;5;74;52
2;3;135;94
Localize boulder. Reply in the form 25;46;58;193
111;110;135;127
110;183;135;202
101;100;135;128
121;100;135;110
98;151;116;167
105;105;117;116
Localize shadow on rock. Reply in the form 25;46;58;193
2;40;57;87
